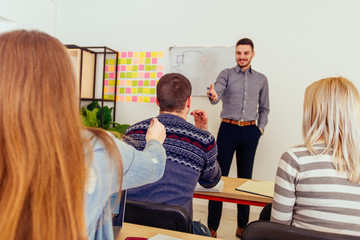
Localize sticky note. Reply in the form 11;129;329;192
150;88;156;94
144;80;149;86
134;52;139;57
126;80;132;86
144;88;150;94
138;96;144;102
120;88;125;94
152;58;157;64
150;97;156;103
132;96;137;102
158;51;164;58
120;59;126;64
128;52;133;58
138;80;144;86
146;52;151;58
132;80;137;86
145;72;150;78
151;52;157;58
158;65;163;71
126;96;132;102
138;87;143;93
144;96;150;103
150;80;156;86
119;80;126;86
157;72;163;78
145;58;151;64
119;96;125;102
121;52;127;58
126;88;131;93
131;88;137;93
150;73;156;79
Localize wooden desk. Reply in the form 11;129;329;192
117;222;226;240
193;176;273;207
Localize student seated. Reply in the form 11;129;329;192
123;73;222;236
271;77;360;237
0;30;167;240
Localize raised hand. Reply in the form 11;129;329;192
146;118;166;144
190;109;208;131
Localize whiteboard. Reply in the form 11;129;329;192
169;46;235;96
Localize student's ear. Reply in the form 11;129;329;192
156;98;160;107
252;51;255;58
186;96;191;108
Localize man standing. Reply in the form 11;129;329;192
207;38;270;238
124;73;222;236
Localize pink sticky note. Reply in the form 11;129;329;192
109;73;115;79
150;80;156;86
138;80;144;86
126;88;131;93
105;65;109;71
109;87;115;93
150;97;156;103
128;52;133;58
152;58;158;64
157;72;163;78
139;64;145;71
121;52;126;58
121;65;126;71
146;52;151;58
105;80;109;86
132;96;137;102
145;72;150;79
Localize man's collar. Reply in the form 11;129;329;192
236;65;252;74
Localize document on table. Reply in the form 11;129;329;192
236;180;275;198
148;234;183;240
194;180;224;192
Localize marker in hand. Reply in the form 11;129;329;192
207;87;212;96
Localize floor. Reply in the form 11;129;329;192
193;199;262;240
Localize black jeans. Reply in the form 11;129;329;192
208;122;261;230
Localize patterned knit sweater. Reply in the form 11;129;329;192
124;113;221;218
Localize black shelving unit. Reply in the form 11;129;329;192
66;45;119;126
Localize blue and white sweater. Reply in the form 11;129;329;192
124;113;221;218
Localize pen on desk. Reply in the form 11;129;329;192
207;87;212;96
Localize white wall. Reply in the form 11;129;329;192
2;0;360;182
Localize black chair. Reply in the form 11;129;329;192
124;200;193;233
242;220;360;240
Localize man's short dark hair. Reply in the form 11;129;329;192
236;38;254;51
156;73;192;112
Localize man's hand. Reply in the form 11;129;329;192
207;83;218;101
190;109;208;131
259;127;264;135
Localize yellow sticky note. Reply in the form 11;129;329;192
144;88;150;94
120;58;126;64
158;51;164;58
151;52;157;57
134;52;139;58
126;65;132;71
131;88;137;94
139;58;145;64
126;80;132;86
150;72;156;79
138;96;144;102
140;52;146;57
126;96;132;102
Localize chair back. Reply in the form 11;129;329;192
124;200;193;233
242;221;360;240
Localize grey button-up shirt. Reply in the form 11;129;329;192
210;65;270;130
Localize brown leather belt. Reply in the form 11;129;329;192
222;118;256;126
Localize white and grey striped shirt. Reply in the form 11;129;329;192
271;144;360;237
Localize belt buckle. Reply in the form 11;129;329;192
238;120;241;126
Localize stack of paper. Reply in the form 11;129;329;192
194;180;224;192
148;234;183;240
236;180;275;198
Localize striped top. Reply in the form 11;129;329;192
271;144;360;237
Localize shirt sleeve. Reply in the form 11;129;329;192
257;76;270;130
108;136;166;192
198;138;222;188
270;150;298;225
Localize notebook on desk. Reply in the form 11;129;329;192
235;180;274;198
112;190;127;239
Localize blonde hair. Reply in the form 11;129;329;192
303;77;360;183
0;30;122;239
